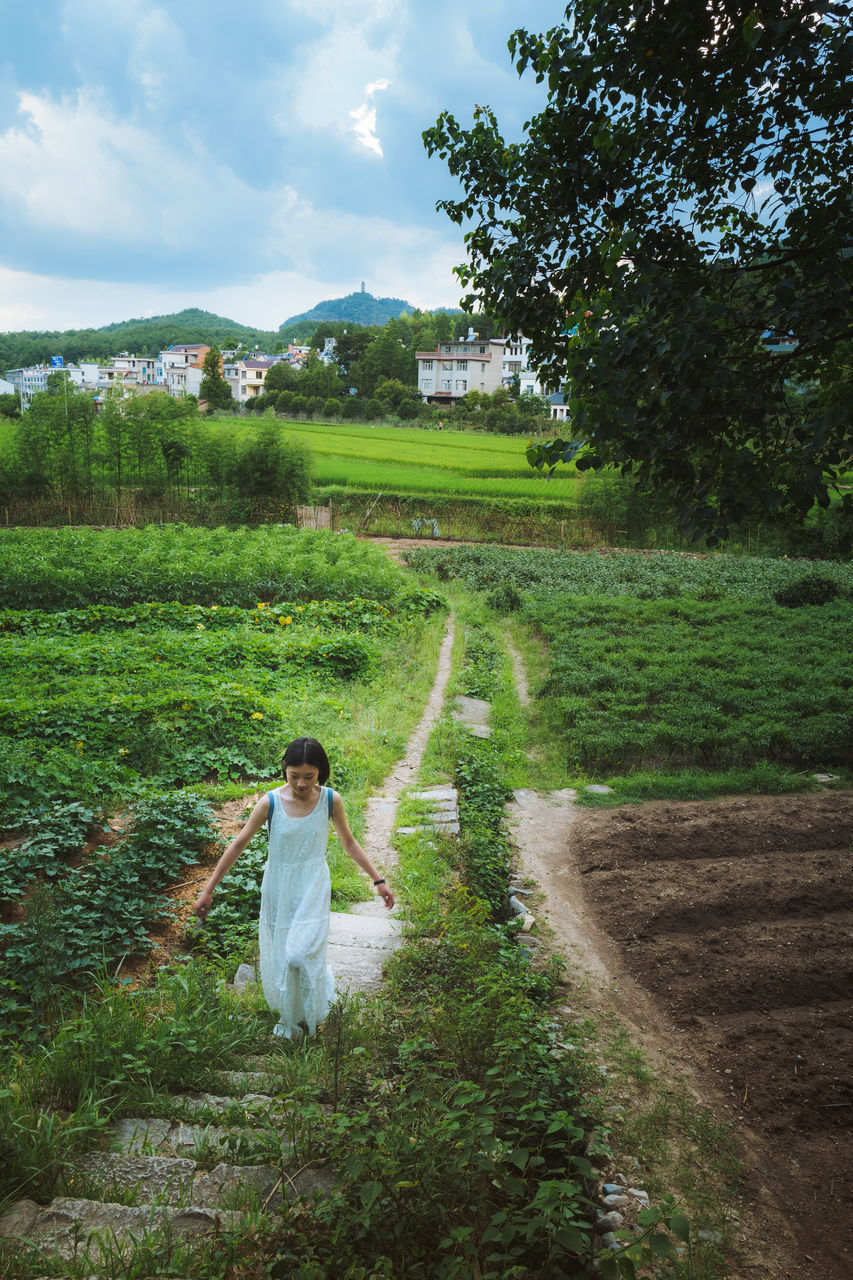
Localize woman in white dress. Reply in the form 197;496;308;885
194;737;394;1038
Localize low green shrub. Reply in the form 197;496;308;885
773;573;841;607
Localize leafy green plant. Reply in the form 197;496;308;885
773;573;841;607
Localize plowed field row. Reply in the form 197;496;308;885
573;791;853;1280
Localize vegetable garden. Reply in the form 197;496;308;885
0;526;444;1038
406;544;853;791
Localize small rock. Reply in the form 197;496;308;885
813;773;839;783
508;895;526;917
584;784;614;795
598;1232;619;1252
602;1183;624;1195
627;1187;650;1206
602;1194;631;1209
696;1228;725;1244
233;963;256;992
512;788;539;805
521;914;536;933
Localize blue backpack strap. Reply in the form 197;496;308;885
266;790;275;834
327;786;334;819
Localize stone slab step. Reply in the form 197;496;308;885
217;1069;280;1094
451;695;491;726
69;1152;296;1211
397;821;460;837
410;786;458;802
327;910;404;995
327;911;402;948
0;1196;243;1263
177;1091;283;1117
112;1117;279;1160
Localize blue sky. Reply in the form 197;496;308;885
0;0;564;332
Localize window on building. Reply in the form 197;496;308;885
422;360;433;370
444;345;451;353
457;360;467;371
479;346;487;353
442;361;453;371
456;379;467;391
441;379;452;391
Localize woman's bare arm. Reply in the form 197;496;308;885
194;795;270;920
330;792;394;908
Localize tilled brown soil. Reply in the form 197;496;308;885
573;791;853;1280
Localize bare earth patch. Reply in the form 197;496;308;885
512;789;853;1280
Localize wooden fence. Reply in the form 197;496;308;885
1;493;615;548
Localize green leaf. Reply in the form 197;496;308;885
668;1212;691;1241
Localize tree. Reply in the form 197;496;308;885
424;2;853;543
227;424;312;506
264;362;300;394
199;346;234;411
0;394;20;420
350;323;417;397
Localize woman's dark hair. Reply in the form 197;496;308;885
281;737;330;784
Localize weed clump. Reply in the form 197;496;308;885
773;574;841;607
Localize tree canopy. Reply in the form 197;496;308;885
424;1;853;543
199;346;234;411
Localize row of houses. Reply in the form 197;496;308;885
2;342;315;410
3;333;570;419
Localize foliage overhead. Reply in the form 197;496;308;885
424;1;853;543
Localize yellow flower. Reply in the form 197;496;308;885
285;616;292;624
196;623;205;631
295;605;303;611
181;702;191;710
251;711;264;720
256;602;268;609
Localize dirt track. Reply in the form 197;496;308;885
523;790;853;1280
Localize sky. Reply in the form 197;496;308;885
0;0;565;334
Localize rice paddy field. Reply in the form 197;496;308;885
207;418;581;504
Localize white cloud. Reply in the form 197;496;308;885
350;79;390;156
272;9;398;147
0;88;300;254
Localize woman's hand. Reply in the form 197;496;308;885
376;882;394;909
194;889;214;921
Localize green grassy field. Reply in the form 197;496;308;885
206;418;581;502
407;544;853;789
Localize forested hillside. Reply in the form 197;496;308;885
0;309;279;372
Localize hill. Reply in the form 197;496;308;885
0;308;280;371
279;291;416;331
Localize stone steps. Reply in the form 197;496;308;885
0;1195;245;1264
0;752;434;1269
396;784;461;838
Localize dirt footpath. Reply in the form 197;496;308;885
531;790;853;1280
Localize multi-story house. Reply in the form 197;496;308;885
237;358;277;401
164;365;203;399
113;353;158;384
502;336;534;386
5;366;49;407
415;337;505;404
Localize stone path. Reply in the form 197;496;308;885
0;619;457;1270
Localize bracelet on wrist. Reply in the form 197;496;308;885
373;878;386;886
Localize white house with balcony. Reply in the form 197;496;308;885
415;337;505;404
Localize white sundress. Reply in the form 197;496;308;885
259;785;336;1038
